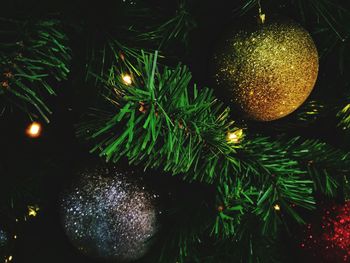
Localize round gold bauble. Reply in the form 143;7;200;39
212;19;319;121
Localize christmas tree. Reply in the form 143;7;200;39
1;0;350;262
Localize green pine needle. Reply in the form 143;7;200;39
0;18;71;122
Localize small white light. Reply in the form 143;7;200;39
122;74;132;85
273;204;281;211
25;122;42;138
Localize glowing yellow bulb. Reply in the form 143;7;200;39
226;129;243;144
25;122;42;138
227;132;238;143
5;256;13;262
273;204;281;211
28;205;40;217
122;74;132;85
13;235;17;239
259;13;266;24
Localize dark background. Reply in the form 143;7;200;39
1;0;349;262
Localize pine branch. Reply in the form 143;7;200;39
85;0;195;87
85;38;153;87
292;100;326;122
213;179;257;238
214;135;350;237
255;174;315;232
338;98;350;130
135;0;196;48
254;99;328;134
80;50;313;185
79;48;350;256
79;50;314;240
295;0;349;39
285;137;350;196
150;186;285;263
156;204;210;263
235;0;349;37
80;50;243;184
214;170;315;237
233;0;258;17
0;18;71;122
294;0;350;80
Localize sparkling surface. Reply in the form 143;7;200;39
301;201;350;262
0;229;7;247
60;167;159;262
212;19;319;121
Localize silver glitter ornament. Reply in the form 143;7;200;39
0;229;7;248
60;166;159;262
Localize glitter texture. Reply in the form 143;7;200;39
0;229;7;247
301;201;350;262
60;166;159;262
212;19;319;121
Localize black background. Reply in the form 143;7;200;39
1;0;349;262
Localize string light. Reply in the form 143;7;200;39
121;74;132;85
226;129;243;144
273;204;281;211
5;255;13;262
25;122;42;138
28;205;39;217
217;205;224;212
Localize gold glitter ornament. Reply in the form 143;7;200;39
212;18;319;121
